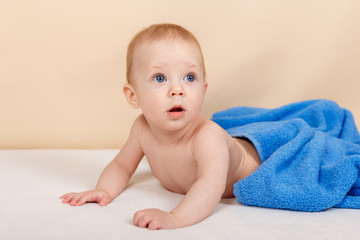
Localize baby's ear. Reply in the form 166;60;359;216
123;83;140;109
203;81;208;96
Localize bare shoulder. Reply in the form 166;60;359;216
112;114;145;170
191;117;231;179
192;117;229;151
120;114;148;154
128;114;148;136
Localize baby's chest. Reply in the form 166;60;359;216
144;148;198;191
146;148;196;173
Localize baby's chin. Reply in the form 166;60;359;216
155;120;192;133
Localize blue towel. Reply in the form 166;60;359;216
212;99;360;211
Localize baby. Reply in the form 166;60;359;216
60;23;261;230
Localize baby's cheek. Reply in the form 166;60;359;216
191;98;204;113
141;102;163;120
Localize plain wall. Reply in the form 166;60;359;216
1;0;360;149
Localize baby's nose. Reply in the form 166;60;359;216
170;85;184;96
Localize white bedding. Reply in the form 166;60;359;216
1;150;359;239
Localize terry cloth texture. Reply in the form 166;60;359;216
212;99;360;212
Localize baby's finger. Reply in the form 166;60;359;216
148;220;161;230
60;192;74;199
137;215;152;228
133;210;145;226
74;192;101;206
69;193;83;206
75;195;90;206
61;193;76;203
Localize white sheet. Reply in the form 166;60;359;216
1;150;359;239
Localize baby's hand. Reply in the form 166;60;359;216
133;208;180;230
60;190;112;207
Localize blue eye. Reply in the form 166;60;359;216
153;75;166;83
184;74;195;82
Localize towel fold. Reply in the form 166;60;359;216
212;99;360;211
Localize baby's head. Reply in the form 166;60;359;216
126;23;206;85
124;24;207;131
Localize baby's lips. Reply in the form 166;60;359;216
168;105;185;112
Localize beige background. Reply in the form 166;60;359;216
1;0;359;149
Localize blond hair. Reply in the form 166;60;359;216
126;23;206;84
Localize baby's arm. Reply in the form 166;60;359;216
60;116;144;206
133;125;230;229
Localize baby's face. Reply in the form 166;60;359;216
130;38;207;132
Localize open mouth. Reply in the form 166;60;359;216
169;106;184;112
167;105;185;118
